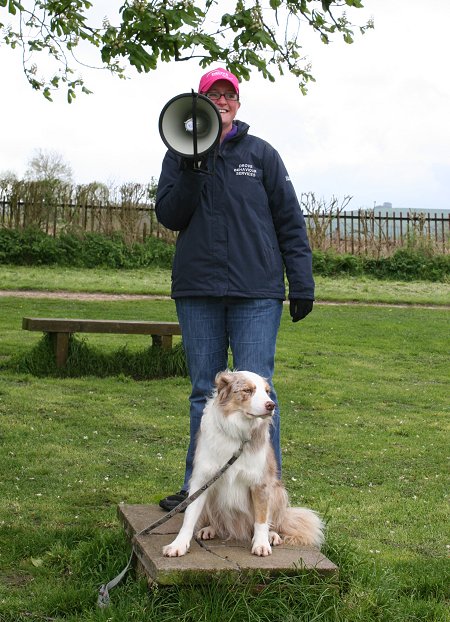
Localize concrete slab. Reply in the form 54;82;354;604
118;504;338;586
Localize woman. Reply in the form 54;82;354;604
156;67;314;511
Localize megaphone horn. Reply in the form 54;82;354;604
158;91;222;161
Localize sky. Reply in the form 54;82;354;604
1;0;450;212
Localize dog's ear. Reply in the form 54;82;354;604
215;371;234;403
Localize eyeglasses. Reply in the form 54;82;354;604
203;91;239;101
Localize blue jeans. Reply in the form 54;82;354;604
175;297;283;491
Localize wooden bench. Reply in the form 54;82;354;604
22;317;182;368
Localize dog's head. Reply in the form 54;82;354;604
215;370;275;420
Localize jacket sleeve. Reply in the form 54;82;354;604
155;150;207;231
262;145;315;300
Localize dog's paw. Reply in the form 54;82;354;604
251;541;272;556
196;526;216;540
269;531;283;546
162;540;189;557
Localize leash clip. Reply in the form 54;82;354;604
97;584;110;608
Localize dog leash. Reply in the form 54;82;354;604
97;437;250;608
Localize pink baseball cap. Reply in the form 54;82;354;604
199;67;239;95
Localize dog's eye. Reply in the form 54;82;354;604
242;388;253;395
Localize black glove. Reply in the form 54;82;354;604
289;299;314;322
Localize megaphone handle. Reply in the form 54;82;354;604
191;90;199;167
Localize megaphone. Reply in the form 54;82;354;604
158;91;222;162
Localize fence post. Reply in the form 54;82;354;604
350;212;354;255
443;214;446;253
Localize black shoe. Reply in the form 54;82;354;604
159;489;188;512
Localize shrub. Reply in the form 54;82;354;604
0;228;175;269
361;249;450;282
0;228;22;263
312;248;449;282
79;232;128;268
56;232;84;265
0;228;448;281
0;227;62;265
128;236;175;269
312;250;363;277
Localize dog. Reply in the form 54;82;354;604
163;370;324;557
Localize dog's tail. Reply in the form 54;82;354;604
279;507;324;548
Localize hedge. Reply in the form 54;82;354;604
0;228;448;282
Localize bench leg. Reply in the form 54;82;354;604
152;335;173;350
49;332;70;368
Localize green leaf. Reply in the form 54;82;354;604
30;557;44;567
178;9;202;28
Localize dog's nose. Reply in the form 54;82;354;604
265;401;275;411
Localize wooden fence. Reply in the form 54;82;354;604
1;198;448;256
0;197;175;244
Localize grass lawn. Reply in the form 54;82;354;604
0;264;449;306
0;273;448;621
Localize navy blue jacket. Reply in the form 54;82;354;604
155;121;314;301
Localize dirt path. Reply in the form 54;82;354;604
0;289;169;301
1;289;448;310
